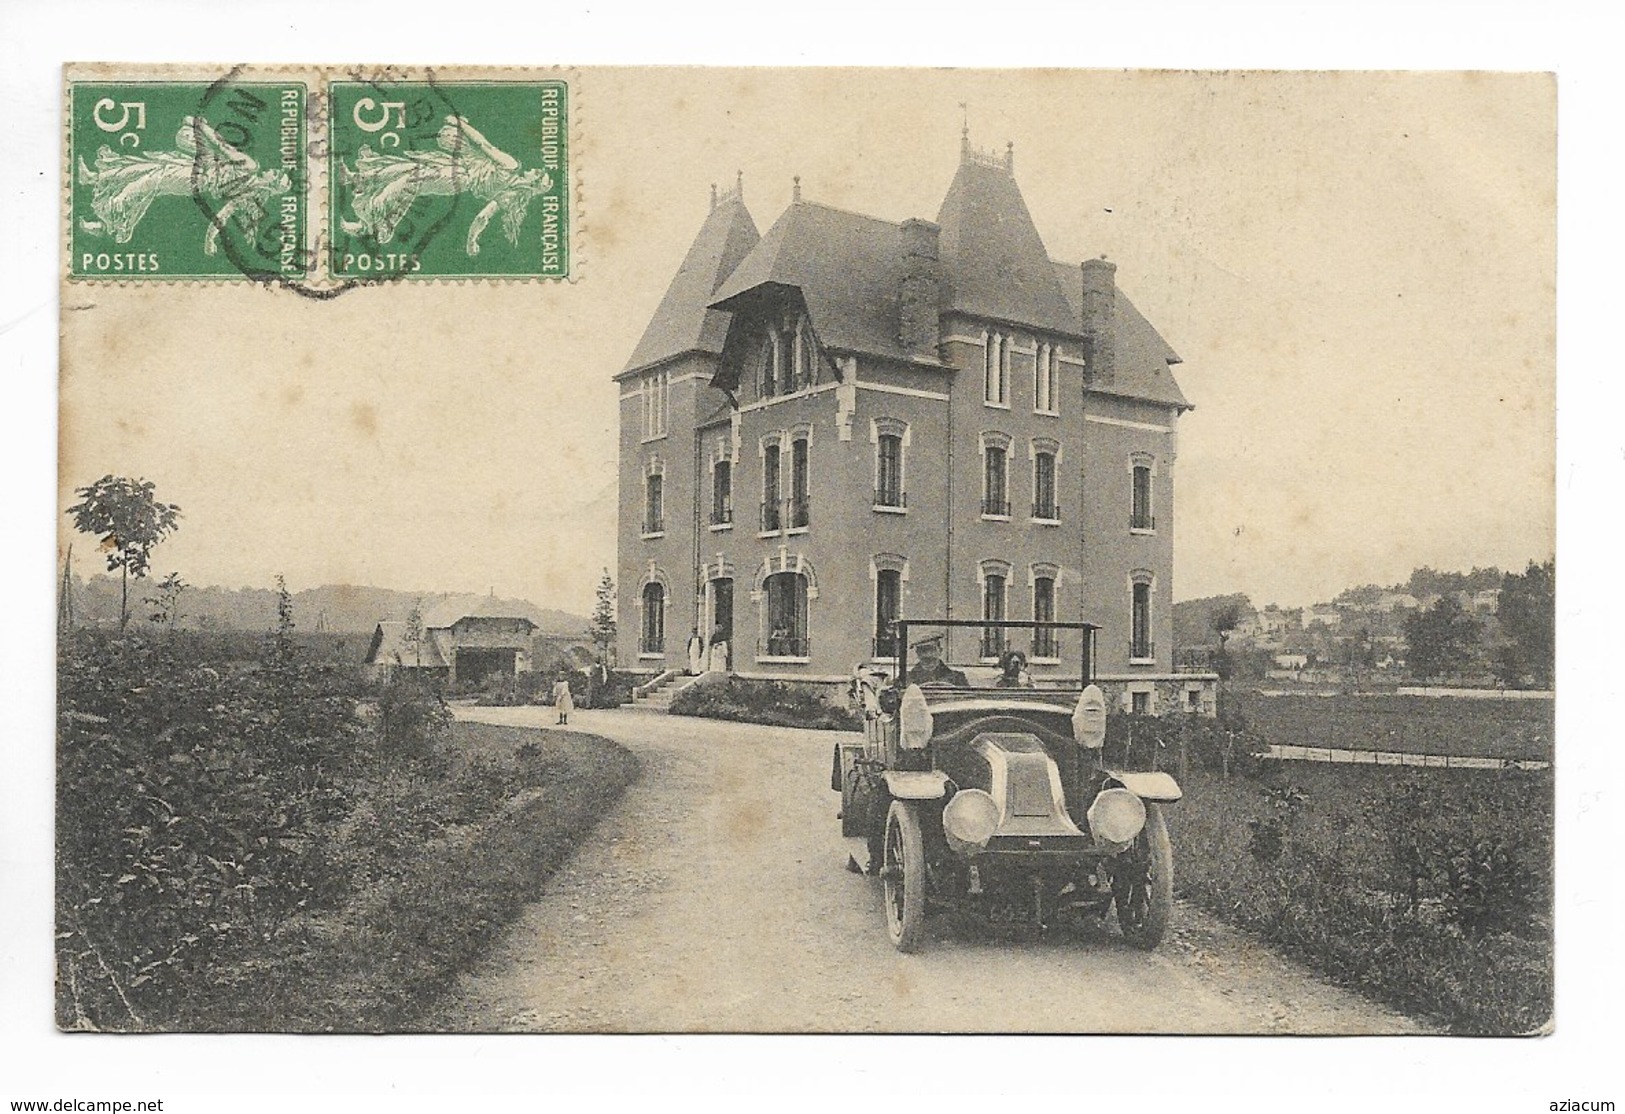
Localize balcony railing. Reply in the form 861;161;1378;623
873;488;907;510
1177;647;1216;672
980;633;1009;660
641;514;665;535
760;501;781;532
1130;640;1157;661
1130;512;1157;531
1031;630;1059;659
759;635;811;659
1032;501;1061;521
871;634;900;660
981;496;1011;518
709;505;733;527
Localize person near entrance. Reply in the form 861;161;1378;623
909;634;967;687
552;671;574;725
685;627;705;675
708;621;729;673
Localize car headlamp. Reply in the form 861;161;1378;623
899;684;933;750
1087;787;1146;846
1072;683;1106;749
942;788;1000;856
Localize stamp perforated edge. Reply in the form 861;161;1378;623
62;62;582;290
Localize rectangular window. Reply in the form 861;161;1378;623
984;332;1009;406
875;433;904;508
642;371;669;439
711;460;732;527
982;573;1007;659
761;444;781;532
1131;463;1154;530
1132;581;1153;661
875;569;902;659
1035;344;1056;414
1033;451;1058;520
643;473;664;535
789;438;810;529
1131;690;1150;715
1033;576;1056;659
983;446;1009;517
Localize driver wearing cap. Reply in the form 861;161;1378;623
910;634;968;687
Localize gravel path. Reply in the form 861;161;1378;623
430;704;1428;1034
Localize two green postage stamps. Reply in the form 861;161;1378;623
67;67;570;283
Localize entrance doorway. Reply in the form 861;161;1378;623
707;578;734;671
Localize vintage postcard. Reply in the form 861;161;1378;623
55;65;1554;1037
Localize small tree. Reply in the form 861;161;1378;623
66;475;181;631
589;569;617;665
1210;598;1244;679
403;598;425;668
144;572;187;630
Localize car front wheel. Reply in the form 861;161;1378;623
1112;801;1173;949
882;800;927;952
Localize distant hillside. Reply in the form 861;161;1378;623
65;575;589;636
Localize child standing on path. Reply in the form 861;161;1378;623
553;673;574;725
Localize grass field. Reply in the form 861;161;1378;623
1230;691;1554;763
1168;761;1553;1033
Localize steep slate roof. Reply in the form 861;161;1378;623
709;201;924;364
935;156;1082;339
1051;261;1190;410
620;196;761;376
365;621;450;669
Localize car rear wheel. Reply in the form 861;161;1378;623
1112;802;1173;949
883;800;926;952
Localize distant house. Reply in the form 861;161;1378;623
365;601;538;685
1273;652;1310;670
1376;592;1421;613
1304;605;1341;629
1472;588;1502;614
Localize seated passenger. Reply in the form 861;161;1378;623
909;635;968;687
995;648;1034;689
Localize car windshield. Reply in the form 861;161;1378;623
898;627;1052;690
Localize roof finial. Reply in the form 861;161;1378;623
1005;140;1014;172
710;182;718;210
792;175;801;203
736;169;744;200
958;102;970;155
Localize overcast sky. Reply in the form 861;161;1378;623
56;69;1553;615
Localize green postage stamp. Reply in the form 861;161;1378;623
329;80;570;280
69;79;308;280
65;68;571;283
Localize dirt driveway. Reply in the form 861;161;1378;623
431;704;1426;1034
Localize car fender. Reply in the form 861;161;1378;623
882;770;952;800
1106;769;1183;803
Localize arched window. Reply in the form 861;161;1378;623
981;433;1011;518
872;555;907;660
1033;446;1058;521
642;459;664;537
641;581;666;655
763;571;809;659
1131;453;1156;532
979;559;1011;661
1032;568;1058;660
872;417;908;511
1130;570;1154;662
983;330;1010;407
1034;342;1057;414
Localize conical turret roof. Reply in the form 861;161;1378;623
620;194;760;375
935;152;1081;338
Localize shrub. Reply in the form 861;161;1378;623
669;676;860;731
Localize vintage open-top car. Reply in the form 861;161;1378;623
836;618;1181;952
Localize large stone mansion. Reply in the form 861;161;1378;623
615;137;1213;714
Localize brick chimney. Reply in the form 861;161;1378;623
899;218;942;358
1080;256;1117;387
